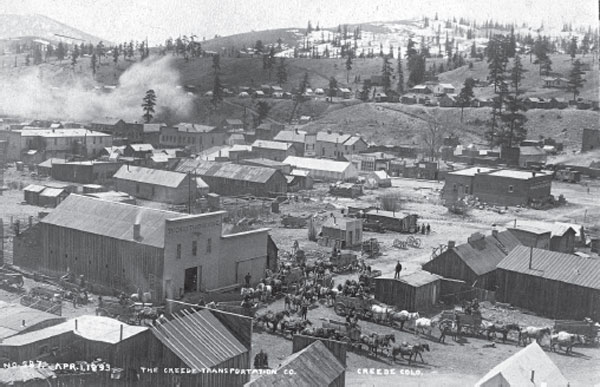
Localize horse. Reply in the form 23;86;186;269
550;331;585;354
280;319;312;337
414;317;435;336
438;320;461;343
301;327;336;339
389;343;430;364
371;305;395;324
390;311;420;331
256;310;289;332
255;283;272;302
481;321;521;343
518;326;552;347
359;333;381;356
376;334;396;352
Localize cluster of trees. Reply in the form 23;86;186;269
164;36;203;60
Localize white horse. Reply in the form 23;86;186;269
390;310;420;330
256;283;272;301
551;331;585;354
414;317;435;336
371;305;395;324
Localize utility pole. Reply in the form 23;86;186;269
188;170;192;214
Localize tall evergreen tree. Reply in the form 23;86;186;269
71;45;79;67
470;42;477;58
457;78;475;122
212;54;220;74
345;53;353;83
381;55;393;91
276;57;288;86
328;77;338;101
56;42;65;62
510;53;527;95
540;56;553;76
212;74;223;106
142;89;157;123
569;36;578;62
91;53;97;75
567;59;586;101
112;46;119;66
256;101;271;125
396;55;405;94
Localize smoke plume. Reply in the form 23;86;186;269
0;56;194;123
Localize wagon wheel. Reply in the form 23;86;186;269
363;310;373;321
15;278;24;289
414;238;423;248
334;302;346;316
407;236;415;245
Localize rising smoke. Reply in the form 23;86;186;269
0;56;195;123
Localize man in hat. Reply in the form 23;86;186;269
394;261;402;279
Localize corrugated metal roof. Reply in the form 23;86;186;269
41;195;197;248
0;301;65;339
128;144;155;152
177;160;279;184
152;309;246;369
448;167;495;176
1;315;147;346
497;245;600;289
113;165;187;188
451;231;521;276
283;156;352;173
175;123;216;133
39;188;65;197
252;140;293;151
245;340;344;387
506;220;575;238
242;158;287;167
273;130;307;143
475;342;567;387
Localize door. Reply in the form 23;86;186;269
184;267;197;293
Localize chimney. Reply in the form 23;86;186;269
327;129;332;135
448;241;456;249
133;223;141;240
532;171;537;177
21;320;26;327
530;370;535;383
120;324;124;341
529;246;533;269
491;224;498;238
75;319;78;331
477;168;480;173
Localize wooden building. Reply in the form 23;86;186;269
496;246;600;320
472;170;553;207
442;167;495;204
422;230;521;291
582;128;600;152
123;143;155;159
13;195;271;301
0;301;66;341
38;188;69;208
251;140;297;162
23;184;46;206
148;309;251;387
506;220;577;253
320;218;363;248
113;165;199;204
239;158;292;174
374;271;442;312
50;160;122;184
364;210;418;233
177;159;288;197
247;340;345;387
283;156;359;181
286;169;314;192
369;170;392;187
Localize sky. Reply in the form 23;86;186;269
0;0;597;44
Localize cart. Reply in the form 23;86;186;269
330;250;358;273
554;319;600;346
362;238;381;258
455;310;484;336
333;295;375;320
0;272;24;289
321;318;362;348
359;270;382;293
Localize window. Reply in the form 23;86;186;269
176;244;181;259
206;238;212;253
192;241;197;256
452;184;457;193
508;185;514;193
99;137;103;144
136;184;140;193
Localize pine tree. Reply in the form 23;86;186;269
567;59;586;101
397;55;405;94
328;77;338;101
212;74;223;106
276;58;288;86
507;26;516;57
457;78;475;122
360;80;371;101
71;45;79;67
510;54;527;95
256;101;271;125
142;89;157;123
345;53;353;83
407;54;425;87
381;55;393;91
307;21;313;34
470;42;477;58
212;54;221;74
112;46;119;66
91;53;97;75
541;56;553;76
569;36;578;62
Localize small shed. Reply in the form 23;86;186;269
23;184;46;206
38;188;68;208
365;210;418;233
320;217;363;248
374;271;443;312
369;170;391;187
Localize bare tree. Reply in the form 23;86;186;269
421;113;447;161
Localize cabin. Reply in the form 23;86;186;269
283;156;358;181
374;271;443;312
496;246;600;320
123;143;155;159
507;220;577;254
439;94;458;107
550;97;568;109
422;230;521;291
286;169;314;191
369;170;392;187
364;210;418;233
518;146;547;168
542;77;569;88
433;83;456;96
251;140;297;162
409;85;433;94
320;218;363;248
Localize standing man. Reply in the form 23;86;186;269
300;300;308;320
394;261;402;279
284;293;291;310
245;272;252;287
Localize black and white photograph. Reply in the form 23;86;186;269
0;0;598;385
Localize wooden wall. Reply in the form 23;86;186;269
496;269;600;320
42;224;164;300
374;278;440;312
292;335;347;368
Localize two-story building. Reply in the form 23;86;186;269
251;140;297;161
160;123;227;153
315;131;368;160
272;129;316;157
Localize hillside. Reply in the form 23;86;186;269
0;14;107;45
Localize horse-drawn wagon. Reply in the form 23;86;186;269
554;319;600;346
321;318;362;348
281;215;308;228
0;272;24;289
333;295;375;320
216;300;259;317
359;270;382;292
330;250;358;273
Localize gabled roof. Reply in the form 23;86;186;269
41;195;201;248
252;140;293;151
37;158;65;168
507;220;575;238
23;184;46;193
519;146;546;156
39;188;66;198
475;342;568;387
371;170;390;180
152;310;246;369
224;119;243;125
343;136;365;146
113;165;187;188
283;156;353;173
273;130;307;143
438;83;455;89
497;246;600;289
316;131;351;144
245;340;344;387
449;231;521;276
127;143;155;152
177;160;280;183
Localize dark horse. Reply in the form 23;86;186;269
390;343;430;364
481;322;521;343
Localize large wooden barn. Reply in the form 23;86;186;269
422;230;521;291
496;246;600;320
13;195;270;301
177;159;287;197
